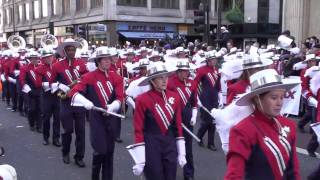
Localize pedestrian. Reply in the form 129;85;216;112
167;59;198;180
194;50;220;151
225;69;301;179
129;62;186;180
68;47;124;180
51;39;88;167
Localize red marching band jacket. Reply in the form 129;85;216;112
225;110;300;180
35;62;56;84
167;74;198;110
226;79;250;105
51;58;88;85
68;69;124;109
19;63;42;89
133;89;184;144
300;68;313;99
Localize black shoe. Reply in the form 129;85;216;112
36;128;43;133
184;177;194;180
297;124;305;133
52;139;61;147
75;159;86;168
308;150;317;157
208;145;217;151
198;140;204;147
30;126;36;131
43;139;49;146
115;138;123;143
63;155;70;164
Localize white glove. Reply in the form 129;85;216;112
190;108;198;126
210;108;219;120
58;83;70;93
51;82;59;93
22;84;32;93
132;164;145;176
0;74;6;82
72;93;94;110
14;70;20;77
42;82;51;92
126;96;135;109
128;143;145;176
176;138;187;168
8;77;16;84
308;97;318;108
107;100;121;112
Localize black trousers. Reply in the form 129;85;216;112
90;111;115;180
197;108;216;146
60;100;86;160
9;82;17;110
25;93;41;129
42;93;60;141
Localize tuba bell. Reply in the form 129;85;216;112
75;38;89;53
41;34;58;50
7;35;26;52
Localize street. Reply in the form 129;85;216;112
0;100;319;180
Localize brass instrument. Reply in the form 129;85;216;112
40;34;58;50
8;35;26;52
75;38;89;53
57;80;79;100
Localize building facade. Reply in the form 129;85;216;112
283;0;320;46
0;0;283;48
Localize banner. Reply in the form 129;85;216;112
281;76;301;116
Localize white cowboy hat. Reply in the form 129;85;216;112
236;69;300;106
176;58;196;70
89;47;112;62
234;55;273;73
303;54;316;63
133;58;150;70
138;62;173;86
56;38;81;57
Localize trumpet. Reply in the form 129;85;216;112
57;80;79;100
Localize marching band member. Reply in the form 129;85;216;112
225;69;301;180
51;39;88;167
7;53;19;112
130;62;186;180
298;54;318;135
68;47;124;180
35;48;61;146
194;50;220;151
167;59;198;180
227;55;273;104
2;51;12;108
19;51;42;132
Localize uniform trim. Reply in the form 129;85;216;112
264;137;286;176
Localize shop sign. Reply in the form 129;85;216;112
117;22;176;32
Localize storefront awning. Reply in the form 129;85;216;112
118;31;174;39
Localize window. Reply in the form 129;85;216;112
5;8;9;24
152;0;179;9
77;0;86;11
52;0;57;15
18;4;23;21
42;0;48;17
25;3;30;20
258;0;269;23
215;0;233;12
34;0;40;18
6;8;10;24
91;0;102;8
62;0;70;14
186;0;200;10
117;0;147;7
